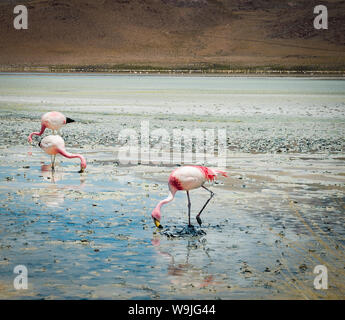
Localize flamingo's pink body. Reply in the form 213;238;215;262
39;135;86;172
151;166;227;228
28;111;74;143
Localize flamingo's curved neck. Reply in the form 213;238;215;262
57;148;86;168
28;124;46;142
156;187;177;211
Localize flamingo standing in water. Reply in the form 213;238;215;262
39;135;86;173
28;111;75;143
151;166;227;228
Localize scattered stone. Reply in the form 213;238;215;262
299;264;308;272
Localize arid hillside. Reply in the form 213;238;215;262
0;0;344;69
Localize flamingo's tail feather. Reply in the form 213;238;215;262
194;166;228;181
214;170;228;178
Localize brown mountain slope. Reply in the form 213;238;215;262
0;0;344;69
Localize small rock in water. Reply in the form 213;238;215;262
299;264;308;272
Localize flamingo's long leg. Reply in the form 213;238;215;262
196;185;215;226
186;191;192;227
51;154;56;171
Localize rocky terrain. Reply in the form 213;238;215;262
0;0;344;69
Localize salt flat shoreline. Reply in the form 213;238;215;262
0;69;345;78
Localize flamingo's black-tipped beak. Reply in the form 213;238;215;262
66;117;75;124
153;218;163;229
38;140;41;147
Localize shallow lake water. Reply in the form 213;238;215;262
0;74;344;299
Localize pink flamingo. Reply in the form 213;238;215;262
28;111;75;143
151;166;227;228
39;135;86;173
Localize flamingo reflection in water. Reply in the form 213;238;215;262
35;164;86;207
151;235;221;289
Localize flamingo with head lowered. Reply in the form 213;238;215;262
28;111;75;143
39;135;86;173
151;166;227;228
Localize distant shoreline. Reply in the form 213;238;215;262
0;65;344;77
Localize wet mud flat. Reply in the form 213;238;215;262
0;147;344;299
0;74;344;299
